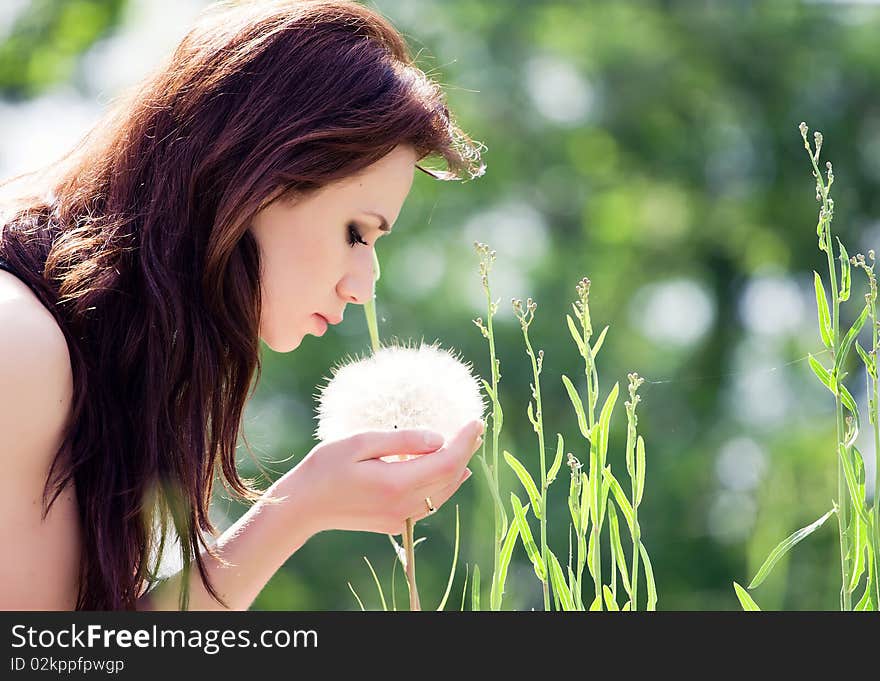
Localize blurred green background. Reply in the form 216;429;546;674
3;0;880;611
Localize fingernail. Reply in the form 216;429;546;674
464;468;473;481
473;419;485;437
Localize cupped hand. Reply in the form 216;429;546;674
292;418;484;536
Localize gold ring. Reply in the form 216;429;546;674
425;497;436;514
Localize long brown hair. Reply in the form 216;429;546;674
0;0;483;610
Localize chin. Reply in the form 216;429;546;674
259;331;302;353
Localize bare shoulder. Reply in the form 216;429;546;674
0;269;80;610
0;269;74;472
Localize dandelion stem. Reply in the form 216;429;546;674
365;287;421;610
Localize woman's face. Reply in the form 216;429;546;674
250;144;418;352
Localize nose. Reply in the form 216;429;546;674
337;247;375;305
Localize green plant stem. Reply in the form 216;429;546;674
870;292;880;607
624;395;640;611
581;309;602;609
523;329;551;611
808;148;853;610
483;288;504;610
405;518;420;610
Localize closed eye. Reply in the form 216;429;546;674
347;223;369;248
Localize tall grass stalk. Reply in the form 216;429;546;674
472;242;510;610
512;297;552;610
851;252;880;608
799;122;878;610
563;278;654;610
737;123;878;611
474;251;656;611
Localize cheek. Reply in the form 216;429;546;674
257;254;324;350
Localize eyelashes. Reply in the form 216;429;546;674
347;223;369;248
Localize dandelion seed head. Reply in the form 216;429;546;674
314;340;486;460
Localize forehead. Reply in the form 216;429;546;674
268;145;418;214
314;146;418;212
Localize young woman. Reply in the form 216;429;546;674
0;0;485;610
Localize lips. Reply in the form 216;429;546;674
317;313;343;325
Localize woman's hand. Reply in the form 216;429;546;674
286;419;484;536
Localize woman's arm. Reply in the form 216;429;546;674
136;467;316;611
137;420;483;611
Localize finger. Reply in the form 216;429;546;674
391;419;484;490
410;467;473;522
348;427;445;462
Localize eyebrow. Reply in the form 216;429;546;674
362;211;391;232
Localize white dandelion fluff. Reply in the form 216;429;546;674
314;339;486;461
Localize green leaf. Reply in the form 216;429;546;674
348;582;366;611
840;385;861;447
598;382;620;467
479;454;508;540
602;466;635;533
622;600;632;611
491;516;521;611
589;593;603;611
546;433;564;486
511;493;546;581
639;541;658;611
592;325;610;358
568;467;581;533
547;549;575;611
436;505;461;611
808;353;836;395
363;556;387;611
855;341;876;380
589;425;601;530
635;435;646;507
733;582;761;611
748;507;838;589
575;530;587;608
603;585;620;611
587;527;598;582
847;515;867;595
471;563;480;611
566;314;586;356
481;379;496;404
562;374;590;439
579;471;591;538
599;471;612;534
608;503;632;596
814;271;833;350
837;237;851;302
839;445;871;525
567;565;580;610
854;549;874;611
504;450;543;521
390;538;399;611
834;304;871;377
460;564;469;612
